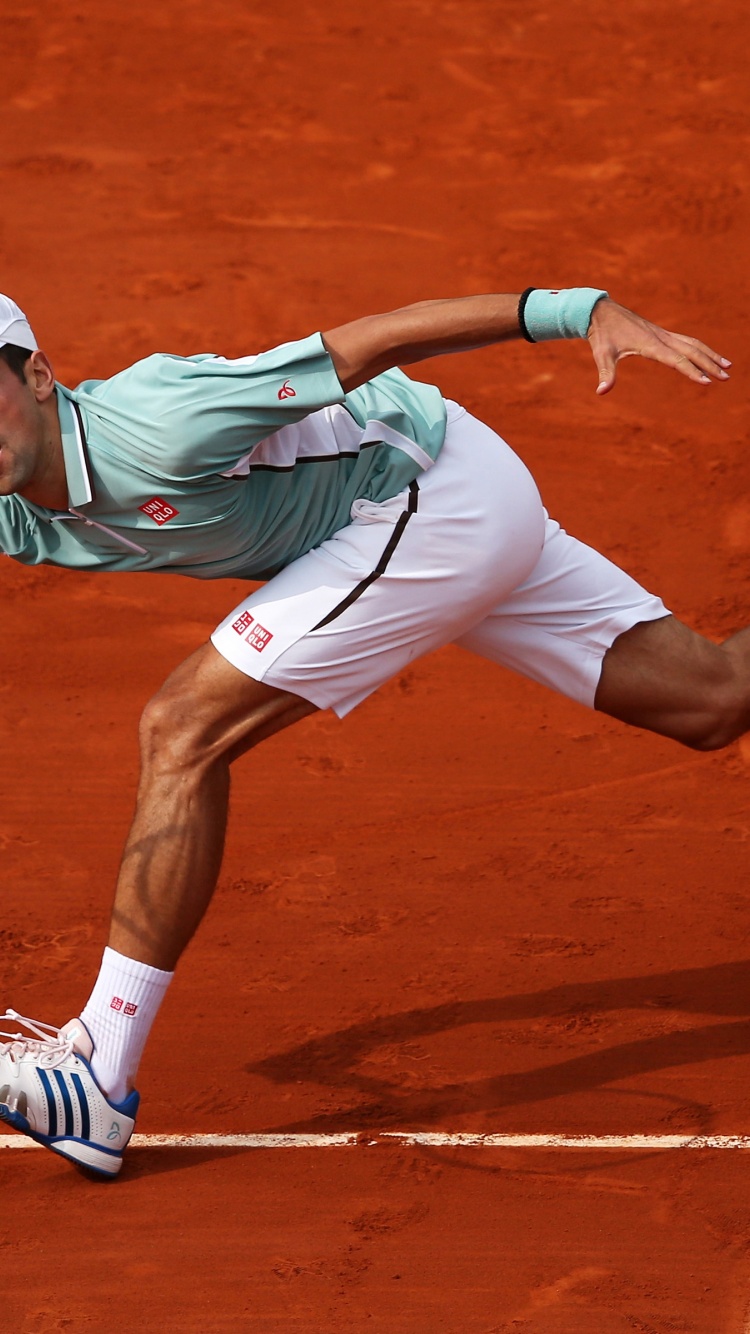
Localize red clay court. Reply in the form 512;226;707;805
2;0;750;1329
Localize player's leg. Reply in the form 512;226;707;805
454;513;748;753
595;615;750;750
109;654;317;971
80;660;315;1101
0;664;315;1174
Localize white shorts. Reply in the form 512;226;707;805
211;403;669;717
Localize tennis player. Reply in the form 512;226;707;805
0;286;734;1174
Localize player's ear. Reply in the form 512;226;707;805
27;350;56;402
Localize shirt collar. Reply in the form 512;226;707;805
55;385;94;508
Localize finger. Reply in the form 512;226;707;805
665;333;731;379
629;326;730;385
665;332;731;368
665;347;705;382
594;346;617;395
668;349;717;385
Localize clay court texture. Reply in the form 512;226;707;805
2;0;749;1329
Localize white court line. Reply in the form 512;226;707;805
4;1132;750;1151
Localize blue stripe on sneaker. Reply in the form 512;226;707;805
37;1068;57;1136
70;1072;90;1141
53;1069;74;1136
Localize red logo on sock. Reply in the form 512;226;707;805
110;996;123;1011
124;1002;138;1017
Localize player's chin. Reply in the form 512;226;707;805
0;466;21;496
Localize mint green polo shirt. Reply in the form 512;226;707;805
0;334;447;580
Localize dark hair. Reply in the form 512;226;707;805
0;342;33;382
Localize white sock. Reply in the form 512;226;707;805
80;946;173;1105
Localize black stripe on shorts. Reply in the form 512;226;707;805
311;480;420;632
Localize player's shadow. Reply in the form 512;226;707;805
246;957;750;1134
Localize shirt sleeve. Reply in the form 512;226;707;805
78;333;347;482
0;497;39;562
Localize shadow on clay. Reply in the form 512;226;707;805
244;957;750;1136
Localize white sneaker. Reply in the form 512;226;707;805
0;1011;139;1177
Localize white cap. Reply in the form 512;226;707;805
0;294;38;352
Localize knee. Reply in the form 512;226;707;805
681;660;746;752
138;689;213;775
598;619;748;753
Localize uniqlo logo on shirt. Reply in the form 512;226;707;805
232;611;254;635
139;497;179;525
246;623;273;652
110;996;124;1012
123;1002;138;1017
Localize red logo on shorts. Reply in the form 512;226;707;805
110;996;123;1012
123;1002;138;1017
139;497;179;525
277;380;296;400
232;611;254;635
246;623;273;652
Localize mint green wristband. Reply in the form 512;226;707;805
520;287;608;341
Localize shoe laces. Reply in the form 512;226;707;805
0;1011;76;1070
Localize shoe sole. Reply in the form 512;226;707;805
0;1103;126;1177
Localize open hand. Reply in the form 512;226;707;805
588;299;732;395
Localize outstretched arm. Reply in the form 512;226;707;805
322;291;731;394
